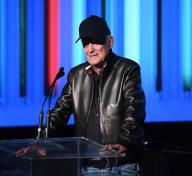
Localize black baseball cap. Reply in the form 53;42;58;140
75;15;111;44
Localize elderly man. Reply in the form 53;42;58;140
49;15;146;176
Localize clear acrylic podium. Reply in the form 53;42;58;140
0;137;122;176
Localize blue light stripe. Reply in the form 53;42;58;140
139;0;157;98
25;0;33;104
180;0;192;91
71;0;86;66
0;0;1;98
105;0;113;32
59;0;72;95
124;0;140;64
59;0;75;125
161;0;181;99
86;0;102;17
105;0;124;55
30;0;45;104
0;0;6;103
6;0;20;104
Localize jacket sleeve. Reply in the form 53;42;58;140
49;72;73;136
118;63;146;149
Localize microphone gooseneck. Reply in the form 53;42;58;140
37;67;65;139
45;67;65;138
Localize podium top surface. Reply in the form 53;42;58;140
0;137;123;160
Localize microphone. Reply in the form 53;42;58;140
37;67;65;139
45;67;65;138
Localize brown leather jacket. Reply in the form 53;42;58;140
49;51;146;163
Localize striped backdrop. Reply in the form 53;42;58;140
0;0;192;126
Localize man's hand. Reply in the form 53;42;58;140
16;146;46;157
100;144;127;156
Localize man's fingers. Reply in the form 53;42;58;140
100;144;127;152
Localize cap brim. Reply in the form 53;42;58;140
75;37;81;43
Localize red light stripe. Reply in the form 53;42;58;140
47;0;59;86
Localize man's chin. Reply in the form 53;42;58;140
88;61;100;66
88;59;105;67
91;63;105;69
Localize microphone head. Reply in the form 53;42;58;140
56;67;65;79
59;67;64;72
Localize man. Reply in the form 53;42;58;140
49;15;146;176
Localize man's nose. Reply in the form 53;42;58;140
88;43;94;52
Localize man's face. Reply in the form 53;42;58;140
83;37;113;67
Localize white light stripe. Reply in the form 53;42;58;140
71;0;86;66
180;0;192;90
124;0;140;64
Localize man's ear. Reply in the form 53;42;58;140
107;36;114;49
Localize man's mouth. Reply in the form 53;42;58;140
89;54;97;57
